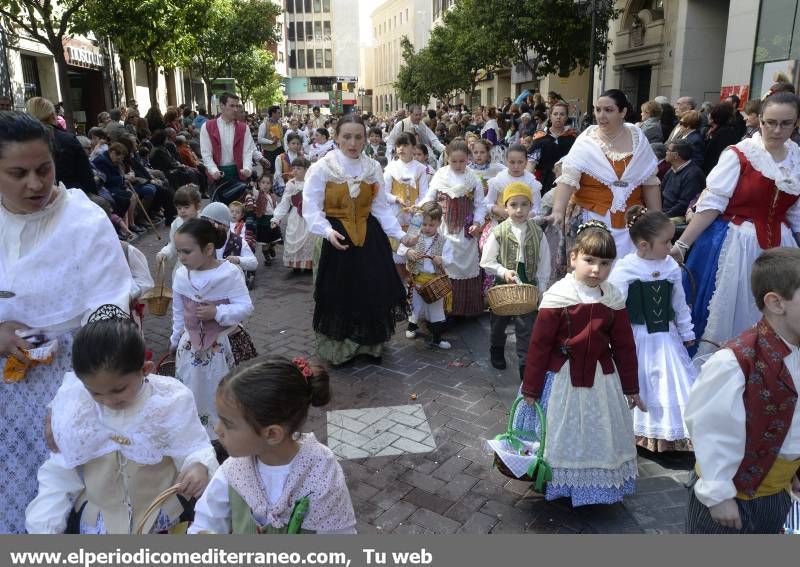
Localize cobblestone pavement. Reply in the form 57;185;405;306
135;227;693;534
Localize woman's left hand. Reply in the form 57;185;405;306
176;462;209;499
626;394;647;412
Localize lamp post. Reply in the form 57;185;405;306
358;88;366;113
575;0;603;124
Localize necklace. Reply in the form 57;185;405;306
598;125;625;146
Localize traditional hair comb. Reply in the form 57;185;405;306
626;207;648;229
292;357;314;380
576;220;612;235
87;304;133;323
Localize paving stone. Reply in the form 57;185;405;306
374;501;417;532
373;481;415;511
402;488;455;515
457;511;500;534
347;482;380;502
432;454;472;480
391;523;434;535
391;437;437;454
399;469;447;493
436;473;480;502
408;508;461;534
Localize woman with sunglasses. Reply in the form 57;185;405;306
671;91;800;356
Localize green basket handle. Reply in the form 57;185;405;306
494;396;552;492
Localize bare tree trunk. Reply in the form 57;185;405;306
165;68;177;107
53;51;75;133
120;56;134;103
145;60;159;109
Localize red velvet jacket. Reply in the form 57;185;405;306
522;303;639;399
205;118;249;182
724;147;799;249
727;319;798;497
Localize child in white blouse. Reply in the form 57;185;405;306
189;356;356;534
26;313;216;534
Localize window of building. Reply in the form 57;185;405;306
313;0;321;12
322;0;330;11
304;0;312;13
752;0;800;94
20;55;41;100
286;0;293;13
400;12;402;24
305;21;313;40
287;22;295;41
487;87;495;106
296;21;304;41
315;49;323;68
323;21;331;40
324;48;332;68
295;0;302;12
314;21;322;40
297;49;305;68
406;8;409;20
307;49;314;68
289;49;296;69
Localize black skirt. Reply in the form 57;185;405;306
313;215;408;345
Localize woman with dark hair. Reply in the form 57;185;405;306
149;129;201;191
546;89;662;259
0;111;131;533
145;105;165;132
303;114;418;365
671;91;800;355
702;102;740;174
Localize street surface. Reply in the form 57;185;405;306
136;227;692;534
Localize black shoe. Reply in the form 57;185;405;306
490;346;506;370
245;272;255;290
269;247;276;258
264;256;272;266
130;224;147;233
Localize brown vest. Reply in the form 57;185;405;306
323;181;378;246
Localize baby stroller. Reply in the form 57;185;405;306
211;178;248;206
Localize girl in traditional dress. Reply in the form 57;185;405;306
156;183;202;281
413;143;436;181
303;115;415;366
247;175;282;266
608;207;696;452
0;112;131;533
671;91;800;355
522;222;643;506
26;314;216;534
383;132;429;276
307;129;336;163
171;218;256;438
546;89;662;260
421;140;487;317
272;157;314;271
188;356;356;534
274;134;304;195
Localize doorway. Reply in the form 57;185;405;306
68;67;106;133
621;66;651;121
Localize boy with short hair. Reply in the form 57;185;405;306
155;183;202;279
365;127;386;158
685;247;800;533
398;202;450;350
480;182;551;378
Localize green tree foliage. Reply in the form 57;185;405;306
75;0;214;107
231;47;282;108
0;0;93;129
192;0;281;109
395;0;620;105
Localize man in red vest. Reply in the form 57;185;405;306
685;247;800;533
200;92;256;185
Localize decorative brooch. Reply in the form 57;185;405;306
292;357;314;379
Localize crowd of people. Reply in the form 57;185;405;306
1;79;800;536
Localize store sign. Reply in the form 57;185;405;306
65;45;104;68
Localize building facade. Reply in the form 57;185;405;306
282;0;360;112
370;0;432;114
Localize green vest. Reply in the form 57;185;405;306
492;219;542;285
625;280;674;334
228;485;314;534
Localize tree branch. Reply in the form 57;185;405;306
0;7;52;48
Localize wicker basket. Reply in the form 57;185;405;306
414;256;452;304
141;258;173;316
155;352;176;377
135;484;183;534
487;283;539;316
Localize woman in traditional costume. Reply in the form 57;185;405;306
545;89;662;260
303;115;416;365
0;112;131;533
671;91;800;356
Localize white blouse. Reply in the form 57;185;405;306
480;221;551;290
170;262;253;347
126;244;154;301
685;341;800;507
696;138;800;232
383;158;429;205
303;149;405;240
189;459;356;535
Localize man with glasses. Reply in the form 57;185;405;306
200;92;255;185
